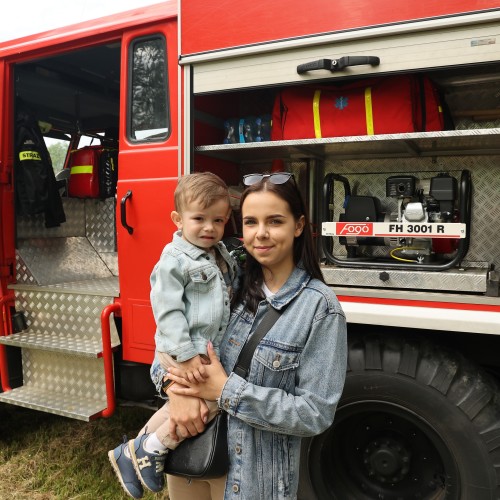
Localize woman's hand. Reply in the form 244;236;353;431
166;388;209;441
168;342;228;401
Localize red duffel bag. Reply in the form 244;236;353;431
67;145;103;198
271;75;444;140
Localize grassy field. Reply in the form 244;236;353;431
0;403;167;499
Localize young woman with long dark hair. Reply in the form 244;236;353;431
166;172;347;499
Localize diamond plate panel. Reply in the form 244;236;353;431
322;266;487;293
456;119;500;130
13;287;119;341
100;252;119;276
17;237;112;285
15;197;116;283
15;253;37;285
16;198;86;239
21;349;107;400
85;198;116;253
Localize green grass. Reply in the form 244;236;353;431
0;403;168;499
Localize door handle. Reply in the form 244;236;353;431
120;190;134;235
297;56;380;74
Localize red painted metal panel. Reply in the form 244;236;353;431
0;59;15;293
118;20;180;364
117;177;178;364
180;0;500;55
0;58;16;391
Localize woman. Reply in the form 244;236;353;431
166;172;347;499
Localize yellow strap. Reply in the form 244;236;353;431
364;87;374;135
313;90;322;139
70;165;93;175
19;151;41;161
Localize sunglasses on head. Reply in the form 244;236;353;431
243;172;294;186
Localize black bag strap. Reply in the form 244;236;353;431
233;306;283;380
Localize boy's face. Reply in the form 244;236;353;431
171;198;230;249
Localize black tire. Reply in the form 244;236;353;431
298;332;500;500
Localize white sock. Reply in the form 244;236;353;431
143;432;168;454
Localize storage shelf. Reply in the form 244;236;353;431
195;128;500;162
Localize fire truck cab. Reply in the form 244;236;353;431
1;1;500;498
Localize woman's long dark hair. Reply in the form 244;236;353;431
233;176;324;313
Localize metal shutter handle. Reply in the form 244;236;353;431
297;56;380;74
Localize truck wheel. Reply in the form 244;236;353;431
299;333;500;500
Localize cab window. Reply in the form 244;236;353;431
128;35;170;142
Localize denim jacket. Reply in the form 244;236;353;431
149;231;236;391
219;266;347;499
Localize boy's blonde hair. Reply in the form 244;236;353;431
174;172;230;212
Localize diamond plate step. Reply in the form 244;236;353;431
8;276;120;296
0;349;109;420
2;277;120;356
4;198;119;419
0;330;120;357
0;386;105;421
6;278;120;347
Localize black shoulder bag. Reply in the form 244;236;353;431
165;305;283;479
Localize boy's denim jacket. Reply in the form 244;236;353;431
150;231;236;393
219;266;347;499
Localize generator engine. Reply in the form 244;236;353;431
339;173;459;263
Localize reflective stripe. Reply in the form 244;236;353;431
70;165;93;175
364;87;374;135
19;151;41;161
313;90;322;139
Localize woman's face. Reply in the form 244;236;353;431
242;191;304;276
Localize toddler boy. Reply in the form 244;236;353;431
108;172;236;498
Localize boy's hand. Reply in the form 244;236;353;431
178;355;207;384
169;342;228;401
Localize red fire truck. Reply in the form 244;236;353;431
1;1;500;498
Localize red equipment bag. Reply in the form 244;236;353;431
67;145;103;198
271;75;444;140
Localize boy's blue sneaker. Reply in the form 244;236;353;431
129;434;167;493
108;439;144;499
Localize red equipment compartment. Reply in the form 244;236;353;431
271;75;444;141
67;146;102;198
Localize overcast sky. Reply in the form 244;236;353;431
1;0;163;42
